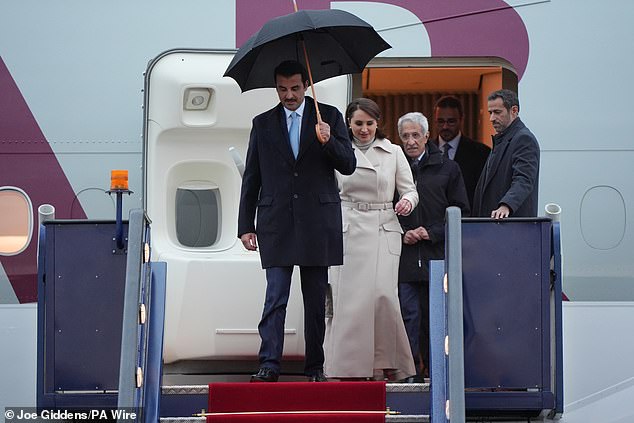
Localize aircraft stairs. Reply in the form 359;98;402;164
36;208;562;423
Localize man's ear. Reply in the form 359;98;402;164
511;105;519;117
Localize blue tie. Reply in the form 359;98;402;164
289;111;300;158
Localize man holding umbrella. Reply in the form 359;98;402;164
238;60;356;382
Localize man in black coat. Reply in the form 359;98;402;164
396;112;469;380
472;89;540;218
431;95;490;209
238;61;356;382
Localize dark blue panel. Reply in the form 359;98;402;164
144;262;167;423
160;394;207;417
429;260;448;423
552;222;564;416
37;224;49;409
48;393;118;409
386;391;430;415
461;220;551;390
465;391;554;411
49;222;128;391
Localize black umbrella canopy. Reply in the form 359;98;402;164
224;9;391;92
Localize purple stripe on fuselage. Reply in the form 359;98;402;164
236;0;529;80
0;56;86;303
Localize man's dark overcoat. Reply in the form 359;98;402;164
238;96;356;268
431;135;489;208
472;117;540;217
398;142;470;283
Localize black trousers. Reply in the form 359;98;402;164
398;280;430;374
258;266;327;375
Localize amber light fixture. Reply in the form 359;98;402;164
110;169;129;191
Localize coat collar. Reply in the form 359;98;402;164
273;97;317;164
353;137;394;170
482;117;526;189
351;136;393;153
492;117;525;146
422;142;442;166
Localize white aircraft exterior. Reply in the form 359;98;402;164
1;1;633;422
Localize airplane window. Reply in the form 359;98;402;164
0;187;33;255
175;186;221;247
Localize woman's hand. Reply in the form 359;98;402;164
395;198;413;215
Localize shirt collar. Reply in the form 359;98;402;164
438;132;461;149
284;100;306;120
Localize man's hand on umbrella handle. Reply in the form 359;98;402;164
240;233;258;251
316;121;330;144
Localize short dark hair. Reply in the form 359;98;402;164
345;98;387;139
434;95;463;118
488;89;520;112
274;60;309;85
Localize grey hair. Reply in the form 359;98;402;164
397;112;429;136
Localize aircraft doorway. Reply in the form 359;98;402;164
355;61;518;147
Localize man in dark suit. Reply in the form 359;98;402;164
472;89;540;218
397;112;469;381
238;60;356;382
431;95;490;210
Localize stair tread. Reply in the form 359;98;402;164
159;415;430;422
161;383;429;395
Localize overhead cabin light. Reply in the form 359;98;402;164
184;88;211;110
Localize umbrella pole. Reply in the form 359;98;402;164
300;40;326;142
293;0;326;143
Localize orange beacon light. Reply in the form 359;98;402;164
107;169;133;251
110;170;129;191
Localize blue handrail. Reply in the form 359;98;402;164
430;206;465;423
117;209;166;423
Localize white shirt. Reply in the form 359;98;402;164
438;133;461;160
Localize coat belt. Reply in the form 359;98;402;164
341;201;393;211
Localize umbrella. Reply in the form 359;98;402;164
224;6;390;140
224;8;390;92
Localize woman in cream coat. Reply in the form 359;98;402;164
325;98;418;380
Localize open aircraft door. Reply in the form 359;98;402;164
143;49;350;368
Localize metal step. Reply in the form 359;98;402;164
161;383;429;395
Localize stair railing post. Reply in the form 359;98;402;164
117;209;147;420
445;206;465;422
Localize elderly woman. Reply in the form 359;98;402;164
325;98;418;381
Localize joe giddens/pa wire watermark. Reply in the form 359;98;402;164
4;408;139;422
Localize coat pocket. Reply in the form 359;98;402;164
342;223;349;255
257;195;273;206
318;192;341;204
256;195;275;233
382;220;403;256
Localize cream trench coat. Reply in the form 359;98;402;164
325;137;418;379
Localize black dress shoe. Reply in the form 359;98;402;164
250;367;279;382
307;370;327;382
400;375;425;383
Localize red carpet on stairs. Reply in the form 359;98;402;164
206;382;386;422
